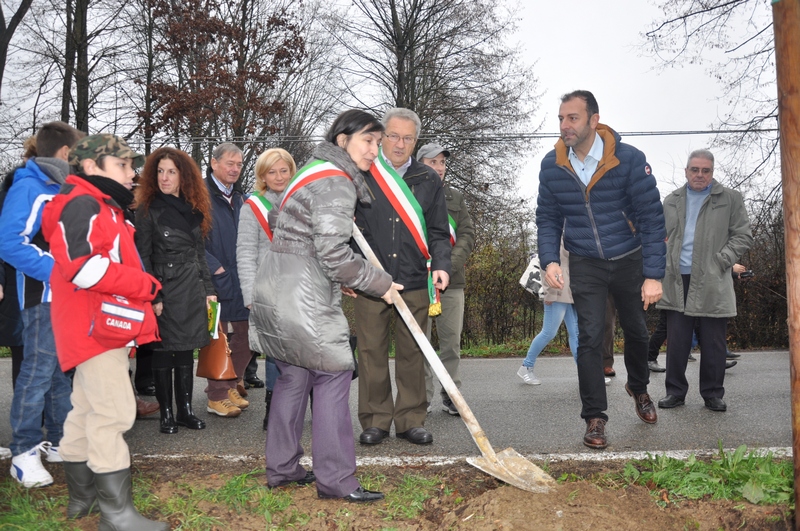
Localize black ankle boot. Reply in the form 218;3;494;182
153;368;177;434
263;389;273;430
174;365;205;430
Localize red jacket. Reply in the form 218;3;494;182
42;175;161;371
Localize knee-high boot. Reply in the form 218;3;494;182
174;364;205;430
63;461;100;518
262;389;272;431
95;468;169;531
152;368;177;434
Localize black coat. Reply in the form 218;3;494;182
0;169;22;346
135;195;215;351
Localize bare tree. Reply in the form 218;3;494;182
0;0;33;101
644;0;777;190
325;0;540;223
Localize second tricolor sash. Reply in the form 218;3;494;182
369;157;441;316
244;191;274;241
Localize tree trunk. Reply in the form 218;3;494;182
74;0;89;132
61;0;75;122
771;0;800;524
0;0;34;102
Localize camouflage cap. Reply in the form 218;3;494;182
69;134;145;169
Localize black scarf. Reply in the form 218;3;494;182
77;173;135;221
152;191;203;234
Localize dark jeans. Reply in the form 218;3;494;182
665;275;728;399
569;251;651;421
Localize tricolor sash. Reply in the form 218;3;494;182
369;158;441;315
369;157;429;259
244;191;274;241
448;214;457;246
280;160;351;210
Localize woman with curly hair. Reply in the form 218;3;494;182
134;147;217;434
236;148;294;431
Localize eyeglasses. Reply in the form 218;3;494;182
688;167;713;175
384;133;416;144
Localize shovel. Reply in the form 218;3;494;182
351;222;556;493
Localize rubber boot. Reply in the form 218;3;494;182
262;389;273;431
174;364;205;430
94;468;169;531
63;461;99;518
153;368;178;434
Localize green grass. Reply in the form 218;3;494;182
380;474;442;520
616;443;794;508
0;346;10;358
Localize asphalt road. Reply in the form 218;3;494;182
0;351;791;461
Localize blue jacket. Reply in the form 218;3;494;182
536;125;666;280
0;159;65;309
204;173;249;322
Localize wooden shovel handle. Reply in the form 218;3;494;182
352;222;498;462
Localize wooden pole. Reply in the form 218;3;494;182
771;0;800;524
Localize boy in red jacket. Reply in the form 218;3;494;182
42;134;167;530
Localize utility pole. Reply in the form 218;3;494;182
771;0;800;524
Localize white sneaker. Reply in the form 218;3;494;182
0;446;11;459
605;377;612;386
517;366;541;385
10;442;54;488
45;445;63;463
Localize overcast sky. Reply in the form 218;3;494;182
516;1;728;200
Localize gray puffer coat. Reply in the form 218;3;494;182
250;142;393;372
236;188;281;351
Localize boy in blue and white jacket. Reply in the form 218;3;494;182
0;121;85;488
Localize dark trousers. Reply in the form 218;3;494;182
570;251;651;421
266;360;360;498
665;275;727;399
648;310;667;362
355;288;428;433
151;349;193;369
11;344;23;390
602;294;616;368
134;345;154;391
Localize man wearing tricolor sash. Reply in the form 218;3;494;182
353;109;452;447
417;143;475;417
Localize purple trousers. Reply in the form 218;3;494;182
266;360;360;498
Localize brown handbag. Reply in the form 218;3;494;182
196;323;237;380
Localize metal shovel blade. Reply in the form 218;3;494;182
351;222;556;493
468;448;556;493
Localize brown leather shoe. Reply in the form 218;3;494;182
583;418;607;449
603;367;616;377
625;383;657;424
136;398;159;418
236;380;249;398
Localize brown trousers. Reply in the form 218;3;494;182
355;288;429;433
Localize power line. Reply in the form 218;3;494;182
0;128;779;148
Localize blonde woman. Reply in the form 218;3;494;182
236;148;295;430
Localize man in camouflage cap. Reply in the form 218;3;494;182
69;133;145;171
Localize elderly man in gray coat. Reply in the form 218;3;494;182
656;149;752;412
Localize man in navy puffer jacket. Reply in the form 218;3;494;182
536;90;666;450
